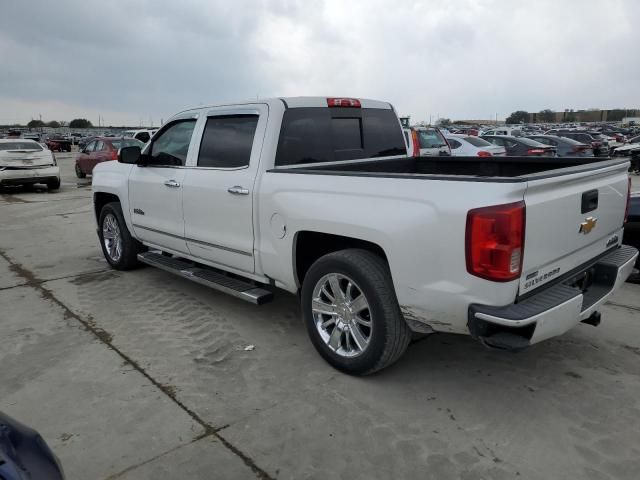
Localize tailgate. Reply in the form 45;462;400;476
519;161;629;295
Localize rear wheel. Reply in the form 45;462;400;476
47;178;61;191
301;249;411;375
75;163;86;178
98;202;145;270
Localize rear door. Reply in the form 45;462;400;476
128;117;198;254
519;162;629;295
182;104;267;273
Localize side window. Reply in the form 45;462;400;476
448;139;462;149
197;115;259;168
135;132;150;143
490;138;504;146
95;141;105;151
85;141;96;152
149;120;197;166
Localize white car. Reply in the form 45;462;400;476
482;127;523;136
445;134;506;157
405;126;451;157
122;129;158;144
92;96;637;374
0;139;60;190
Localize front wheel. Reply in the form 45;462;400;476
301;249;411;375
98;202;145;270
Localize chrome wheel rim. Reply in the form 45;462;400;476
102;213;123;262
311;273;372;358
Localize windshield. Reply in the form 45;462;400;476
0;141;43;151
417;129;447;149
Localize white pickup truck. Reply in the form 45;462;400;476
92;97;638;375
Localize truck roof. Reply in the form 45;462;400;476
175;97;394;117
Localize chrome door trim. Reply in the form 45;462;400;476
132;224;253;257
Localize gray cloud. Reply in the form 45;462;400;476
1;0;638;125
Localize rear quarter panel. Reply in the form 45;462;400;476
257;171;527;333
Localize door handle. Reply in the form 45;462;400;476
164;179;181;188
227;186;249;195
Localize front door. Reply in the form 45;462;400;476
128;118;198;254
182;105;267;273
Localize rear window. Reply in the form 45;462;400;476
0;141;42;151
515;137;548;147
464;136;492;147
416;129;446;149
554;136;583;145
275;107;406;166
111;139;145;149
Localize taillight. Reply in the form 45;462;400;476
527;148;546;155
625;177;631;223
109;150;118;161
466;201;526;282
327;98;361;108
411;130;420;157
477;151;492;157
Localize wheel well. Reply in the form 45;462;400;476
93;192;120;221
294;231;388;287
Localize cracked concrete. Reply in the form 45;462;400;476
1;154;639;479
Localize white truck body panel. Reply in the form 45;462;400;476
92;96;637;348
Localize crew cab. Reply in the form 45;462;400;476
92;97;638;375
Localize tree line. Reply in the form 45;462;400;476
26;118;93;129
505;108;637;124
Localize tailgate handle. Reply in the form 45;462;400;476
581;189;599;214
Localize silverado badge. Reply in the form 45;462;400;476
579;216;597;235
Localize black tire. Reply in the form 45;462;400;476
75;163;86;178
301;249;411;375
47;178;61;190
98;202;145;270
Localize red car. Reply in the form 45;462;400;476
75;137;143;178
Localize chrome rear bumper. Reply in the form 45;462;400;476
468;245;639;350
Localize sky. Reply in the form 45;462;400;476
1;0;638;126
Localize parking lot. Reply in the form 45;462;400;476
1;152;639;479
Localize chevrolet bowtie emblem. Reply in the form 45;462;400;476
579;216;598;235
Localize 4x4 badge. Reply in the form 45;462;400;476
579;216;597;234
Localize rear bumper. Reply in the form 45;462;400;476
0;166;60;184
468;245;638;350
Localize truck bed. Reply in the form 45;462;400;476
269;156;629;182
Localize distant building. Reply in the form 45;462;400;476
527;108;639;124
